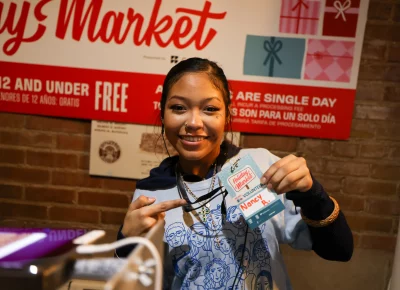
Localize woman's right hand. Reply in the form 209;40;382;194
121;195;187;237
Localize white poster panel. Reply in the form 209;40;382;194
89;121;240;179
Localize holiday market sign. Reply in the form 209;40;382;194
0;0;369;139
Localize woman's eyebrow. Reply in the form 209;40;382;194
167;95;222;103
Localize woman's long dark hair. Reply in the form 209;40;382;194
159;57;235;156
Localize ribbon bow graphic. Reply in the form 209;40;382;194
334;0;351;21
291;0;309;11
263;37;283;77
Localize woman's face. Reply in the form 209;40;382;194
255;241;270;260
163;72;226;164
187;263;201;280
190;228;206;247
256;276;271;290
210;263;224;283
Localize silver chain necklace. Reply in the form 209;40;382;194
180;163;221;246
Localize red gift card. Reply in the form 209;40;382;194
322;0;360;38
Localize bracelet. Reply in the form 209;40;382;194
300;196;340;228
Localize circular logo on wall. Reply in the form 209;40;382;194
99;141;121;163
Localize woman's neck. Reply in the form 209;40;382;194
179;149;220;178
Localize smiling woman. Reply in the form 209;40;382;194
116;57;353;290
163;72;227;176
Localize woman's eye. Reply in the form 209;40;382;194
205;107;219;112
171;105;185;111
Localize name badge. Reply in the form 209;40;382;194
218;154;285;229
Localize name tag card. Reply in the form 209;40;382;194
218;154;285;229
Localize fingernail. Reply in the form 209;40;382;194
260;177;267;184
267;183;273;190
180;199;187;205
148;197;156;202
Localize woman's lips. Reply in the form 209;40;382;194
179;135;208;147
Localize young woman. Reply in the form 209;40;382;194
117;58;353;290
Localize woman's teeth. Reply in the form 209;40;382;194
182;136;205;142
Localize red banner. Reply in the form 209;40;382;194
0;61;353;139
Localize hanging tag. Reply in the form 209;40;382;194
217;154;285;229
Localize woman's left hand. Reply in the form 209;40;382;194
260;154;313;194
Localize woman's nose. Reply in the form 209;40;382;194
185;110;203;130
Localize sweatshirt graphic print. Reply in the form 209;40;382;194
134;148;312;290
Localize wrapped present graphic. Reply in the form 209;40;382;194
323;0;360;37
279;0;321;35
243;35;305;79
304;39;355;82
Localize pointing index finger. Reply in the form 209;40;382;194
142;199;187;216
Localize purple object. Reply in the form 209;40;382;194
0;228;86;269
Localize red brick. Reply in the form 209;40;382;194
364;23;392;42
0;131;54;148
101;210;126;225
0;148;25;164
366;199;400;216
346;214;392;233
0;202;47;219
360;234;396;252
371;164;400;181
49;206;99;223
312;175;343;193
78;154;90;170
368;2;393;20
359;144;390;159
242;134;298;152
394;4;400;22
332;142;358;158
357;62;386;81
390;24;400;42
391;147;400;159
331;194;364;212
78;191;129;208
388;42;400;63
52;171;103;188
0;184;23;199
25;186;76;204
27;151;78;169
56;135;90;152
102;178;136;192
26;116;91;134
0;113;25;128
326;161;369;177
394;219;399;234
344;178;397;197
354;105;400;121
304;158;326;174
376;123;400;141
298;139;331;156
352;232;360;248
0;166;50;183
350;120;377;139
384;85;400;102
385;65;400;82
356;80;384;101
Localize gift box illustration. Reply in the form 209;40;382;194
323;0;360;38
243;35;305;79
304;39;355;82
279;0;321;35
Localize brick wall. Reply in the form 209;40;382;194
0;0;399;255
